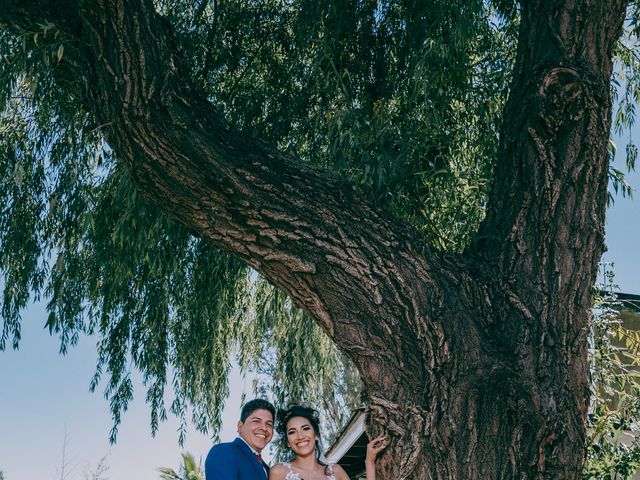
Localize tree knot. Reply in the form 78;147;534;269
539;67;581;102
536;67;587;131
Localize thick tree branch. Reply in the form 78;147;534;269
476;0;624;284
467;1;626;476
0;0;472;396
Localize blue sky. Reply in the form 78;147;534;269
0;158;639;480
601;160;640;294
0;299;251;480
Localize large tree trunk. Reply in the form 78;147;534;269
0;0;627;477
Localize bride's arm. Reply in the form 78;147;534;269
330;435;388;480
364;435;388;480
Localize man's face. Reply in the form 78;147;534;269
237;408;274;453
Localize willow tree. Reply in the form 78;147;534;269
0;0;635;478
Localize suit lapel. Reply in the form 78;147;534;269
234;437;268;479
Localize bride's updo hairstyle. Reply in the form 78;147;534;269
276;403;327;468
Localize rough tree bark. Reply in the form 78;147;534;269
0;0;627;478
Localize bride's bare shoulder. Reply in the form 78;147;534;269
268;463;289;480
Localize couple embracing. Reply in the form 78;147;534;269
205;399;387;480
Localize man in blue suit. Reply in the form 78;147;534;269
205;399;275;480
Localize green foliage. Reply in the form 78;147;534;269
158;452;204;480
0;0;516;441
584;266;640;479
609;1;640;204
0;12;357;435
240;279;362;445
184;0;514;249
0;0;638;449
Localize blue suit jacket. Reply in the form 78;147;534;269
205;437;268;480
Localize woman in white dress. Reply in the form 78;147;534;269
269;403;387;480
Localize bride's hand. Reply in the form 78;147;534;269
365;435;388;464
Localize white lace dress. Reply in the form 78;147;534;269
282;462;337;480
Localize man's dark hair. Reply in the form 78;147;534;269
240;398;275;422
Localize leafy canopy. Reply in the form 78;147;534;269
0;0;639;445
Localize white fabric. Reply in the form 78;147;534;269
283;462;337;480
